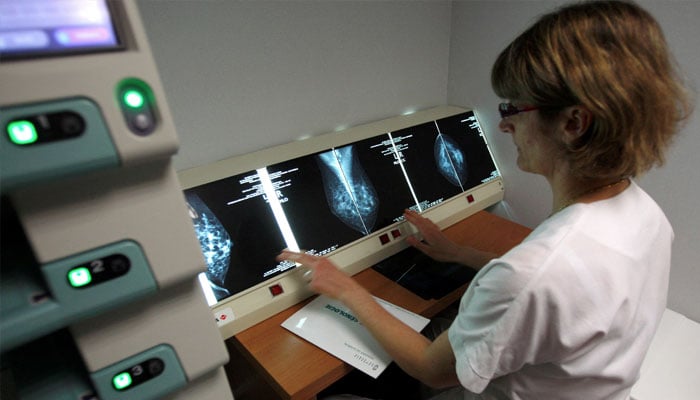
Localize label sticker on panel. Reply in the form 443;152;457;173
215;307;234;326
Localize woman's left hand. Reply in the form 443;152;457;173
404;209;464;263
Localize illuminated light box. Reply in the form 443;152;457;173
178;106;503;338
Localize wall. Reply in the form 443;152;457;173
137;0;451;172
447;0;700;322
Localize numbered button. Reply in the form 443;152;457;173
66;254;131;289
112;358;165;391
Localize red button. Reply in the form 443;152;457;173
379;233;390;245
269;284;284;296
466;194;475;203
391;229;401;238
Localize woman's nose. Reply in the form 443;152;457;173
499;118;513;134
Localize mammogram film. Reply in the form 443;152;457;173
184;171;289;300
434;130;468;187
185;192;232;299
316;145;379;235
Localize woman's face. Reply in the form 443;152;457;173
498;106;561;178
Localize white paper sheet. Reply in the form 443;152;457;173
281;295;430;378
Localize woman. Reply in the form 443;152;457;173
278;1;692;398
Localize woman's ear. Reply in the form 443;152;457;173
561;105;593;144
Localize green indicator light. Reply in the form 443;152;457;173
7;120;38;145
123;89;145;109
67;267;92;288
113;372;133;390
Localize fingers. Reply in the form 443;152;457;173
302;269;313;282
404;209;437;243
277;250;319;283
404;209;438;231
276;249;318;266
404;210;453;261
403;209;422;225
406;235;433;256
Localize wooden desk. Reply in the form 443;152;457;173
224;211;531;400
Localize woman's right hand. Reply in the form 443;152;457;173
276;249;366;303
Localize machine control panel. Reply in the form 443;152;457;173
0;97;119;192
112;357;165;391
0;240;157;352
91;344;186;400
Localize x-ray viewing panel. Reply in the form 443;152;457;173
179;106;503;337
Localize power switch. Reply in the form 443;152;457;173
269;284;284;297
117;78;158;136
379;233;390;245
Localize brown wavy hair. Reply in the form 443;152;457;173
491;0;693;179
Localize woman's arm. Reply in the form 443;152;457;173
337;275;459;388
277;250;460;388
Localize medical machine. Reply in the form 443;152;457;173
0;1;233;398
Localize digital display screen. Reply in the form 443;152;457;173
185;111;499;303
0;0;121;60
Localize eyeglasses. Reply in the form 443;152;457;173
498;103;539;119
